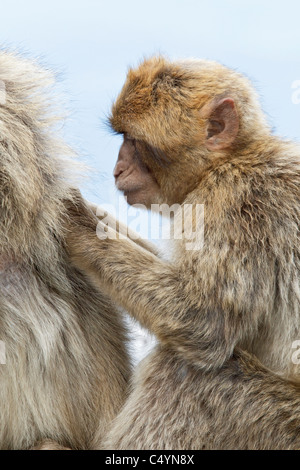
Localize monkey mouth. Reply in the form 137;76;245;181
114;169;145;193
114;159;152;180
114;168;133;188
113;163;129;180
113;161;136;185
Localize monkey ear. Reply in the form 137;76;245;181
200;97;239;151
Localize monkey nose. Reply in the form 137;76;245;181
113;162;126;179
113;166;122;179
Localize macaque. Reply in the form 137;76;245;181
66;57;300;449
0;49;130;449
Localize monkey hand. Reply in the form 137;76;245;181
63;190;98;231
62;190;102;261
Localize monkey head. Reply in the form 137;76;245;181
110;56;270;207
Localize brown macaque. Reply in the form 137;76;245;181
66;57;300;449
0;50;130;449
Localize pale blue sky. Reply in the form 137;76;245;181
1;0;300;208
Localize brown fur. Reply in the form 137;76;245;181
66;57;300;449
0;49;130;449
104;348;300;450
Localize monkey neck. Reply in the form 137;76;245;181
197;134;280;179
175;134;289;208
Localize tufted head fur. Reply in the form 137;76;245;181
109;56;273;204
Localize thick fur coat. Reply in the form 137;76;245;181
0;50;130;449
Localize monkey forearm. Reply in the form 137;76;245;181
113;218;159;256
68;224;246;369
70;229;181;334
86;200;159;256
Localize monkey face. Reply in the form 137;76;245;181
114;134;161;207
109;56;254;207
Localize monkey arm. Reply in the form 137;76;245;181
66;201;272;370
85;200;159;256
